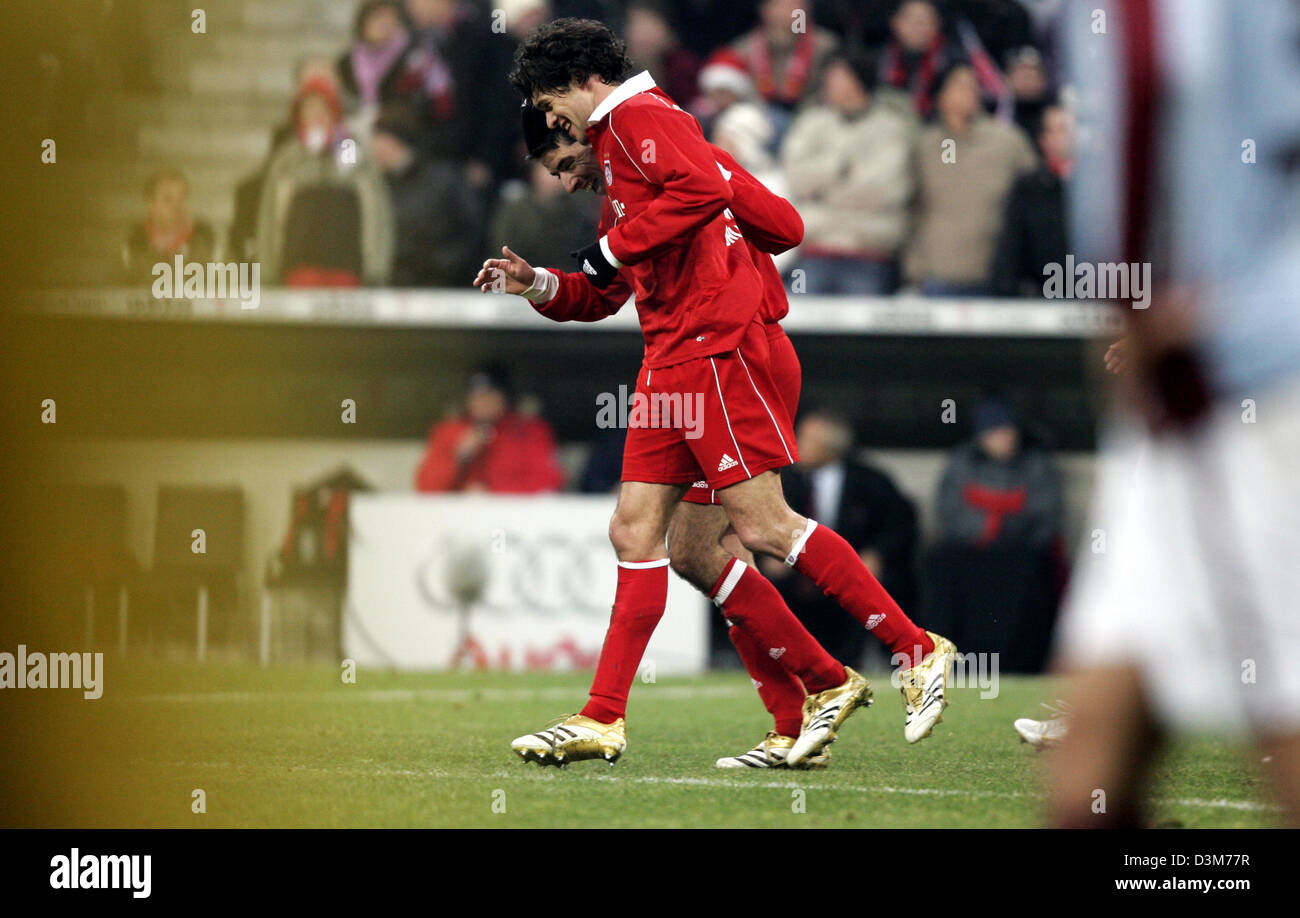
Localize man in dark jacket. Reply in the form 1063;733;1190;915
991;103;1073;297
370;103;480;286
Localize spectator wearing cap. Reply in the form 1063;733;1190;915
122;167;216;284
256;76;394;286
781;50;917;295
728;0;840;129
370;103;481;286
925;395;1065;672
934;395;1062;551
228;56;344;263
908;62;1037;296
415;364;566;493
697;51;783;196
991;103;1074;297
1005;45;1055;142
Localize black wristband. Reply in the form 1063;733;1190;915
572;239;619;288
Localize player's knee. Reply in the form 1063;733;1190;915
608;510;659;559
667;548;699;585
732;519;783;559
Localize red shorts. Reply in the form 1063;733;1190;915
622;320;800;496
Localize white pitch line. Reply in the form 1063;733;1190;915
156;760;1277;813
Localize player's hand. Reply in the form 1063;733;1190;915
474;246;535;295
1103;337;1130;375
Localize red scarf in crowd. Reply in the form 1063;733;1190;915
883;33;945;117
748;28;816;105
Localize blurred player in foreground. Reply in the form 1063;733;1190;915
1050;0;1300;826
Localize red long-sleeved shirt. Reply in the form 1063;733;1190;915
570;73;767;368
414;412;565;494
534;142;801;330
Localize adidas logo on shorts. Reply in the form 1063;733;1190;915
717;454;738;472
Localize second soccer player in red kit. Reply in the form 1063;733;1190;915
499;18;956;767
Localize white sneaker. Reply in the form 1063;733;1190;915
715;731;831;769
1014;700;1071;749
787;667;873;766
511;714;627;767
899;631;958;744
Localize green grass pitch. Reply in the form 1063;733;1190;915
26;664;1279;828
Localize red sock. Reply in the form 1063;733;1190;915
580;560;668;724
710;558;845;693
728;623;806;738
789;521;934;668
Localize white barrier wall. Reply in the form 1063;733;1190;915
345;494;707;673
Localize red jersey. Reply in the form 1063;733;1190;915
574;72;765;369
537;141;799;330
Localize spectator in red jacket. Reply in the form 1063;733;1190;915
415;363;566;493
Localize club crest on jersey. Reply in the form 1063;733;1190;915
604;159;613;186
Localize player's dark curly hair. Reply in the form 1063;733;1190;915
508;18;637;100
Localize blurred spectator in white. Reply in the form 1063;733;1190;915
336;0;413;136
697;51;782;188
992;103;1073;297
489;159;600;277
625;1;700;108
877;0;962;119
371;103;481;286
256;77;393;286
1005;45;1055;141
782;50;916;295
729;0;840;136
122;167;215;284
761;410;920;667
416;363;565;494
908;63;1036;296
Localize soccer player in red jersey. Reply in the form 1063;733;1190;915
492;19;956;767
482;106;820;767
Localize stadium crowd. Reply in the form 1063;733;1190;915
125;0;1073;299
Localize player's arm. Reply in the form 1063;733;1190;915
710;146;804;255
475;245;628;321
587;103;734;277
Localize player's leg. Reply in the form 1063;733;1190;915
666;501;816;768
1047;663;1160;828
512;479;684;767
701;326;955;745
1256;733;1300;827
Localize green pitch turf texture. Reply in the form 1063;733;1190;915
9;664;1279;828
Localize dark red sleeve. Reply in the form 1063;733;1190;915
711;147;804;254
414;420;466;492
603;100;733;265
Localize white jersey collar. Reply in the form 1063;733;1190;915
588;70;657;125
